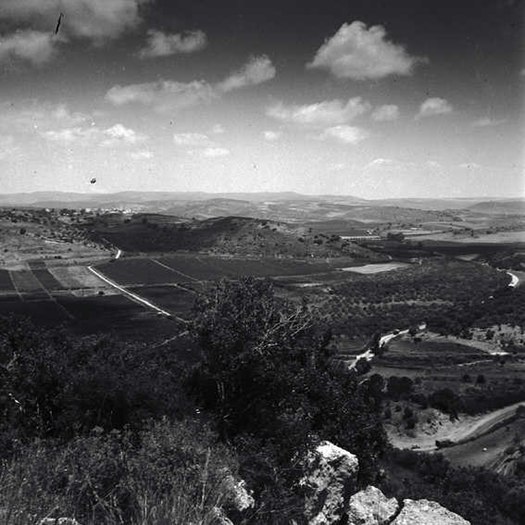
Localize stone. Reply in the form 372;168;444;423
393;499;470;525
223;474;255;512
300;441;359;525
346;485;399;525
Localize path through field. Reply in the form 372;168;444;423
88;266;188;323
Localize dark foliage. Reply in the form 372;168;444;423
188;277;388;516
382;448;525;525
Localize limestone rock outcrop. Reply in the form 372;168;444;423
301;441;359;525
392;498;470;525
346;485;399;525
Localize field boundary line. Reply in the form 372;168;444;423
150;258;201;283
8;270;24;302
87;266;188;323
30;269;75;320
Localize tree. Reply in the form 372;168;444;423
188;277;387;485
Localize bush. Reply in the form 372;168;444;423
188;277;388;511
0;419;236;525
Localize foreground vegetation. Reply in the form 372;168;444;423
0;279;387;523
1;272;524;523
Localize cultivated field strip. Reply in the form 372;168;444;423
88;265;188;323
0;269;15;292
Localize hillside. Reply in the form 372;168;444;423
469;200;525;215
83;214;384;259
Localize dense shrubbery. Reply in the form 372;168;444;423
382;449;525;525
325;259;515;337
0;316;190;446
188;278;387;518
0;278;390;523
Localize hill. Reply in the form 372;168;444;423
83;214;384;259
469;200;525;215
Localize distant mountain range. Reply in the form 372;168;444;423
0;192;523;218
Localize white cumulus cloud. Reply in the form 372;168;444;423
216;55;276;92
105;80;216;113
201;147;230;157
307;21;424;80
138;30;207;58
106;56;275;113
266;97;370;126
0;30;57;65
320;125;369;145
371;104;400;122
102;123;146;145
417;97;453;118
472;117;506;127
42;123;146;146
173;132;211;147
263;130;282;141
0;0;149;44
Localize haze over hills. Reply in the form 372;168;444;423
1;191;523;215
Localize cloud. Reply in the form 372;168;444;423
106;55;275;112
131;150;153;160
320;125;369;145
173;132;211;147
0;0;149;44
371;104;399;121
0;102;91;133
42;123;146;146
364;158;398;169
138;29;207;58
472;117;506;127
105;80;216;112
266;97;370;126
173;131;229;157
201;147;230;157
211;124;225;134
307;21;424;80
0;30;57;65
216;55;276;92
102;123;146;145
263;130;282;141
417;97;453;118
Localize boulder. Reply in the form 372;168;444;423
223;475;254;513
393;499;470;525
346;486;399;525
300;441;359;525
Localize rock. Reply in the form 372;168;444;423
210;506;234;525
393;499;470;525
300;440;359;525
346;486;399;525
223;474;254;512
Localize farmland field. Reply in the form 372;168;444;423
378;337;492;367
0;269;14;292
96;254;363;286
127;285;195;317
10;270;45;294
341;262;410;274
97;258;190;285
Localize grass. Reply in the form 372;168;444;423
0;421;236;525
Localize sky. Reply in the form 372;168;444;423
0;0;523;199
